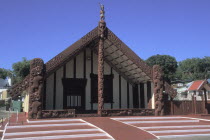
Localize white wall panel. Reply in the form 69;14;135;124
104;61;111;75
121;77;127;109
151;82;155;109
113;69;119;109
55;67;63;110
93;53;98;74
66;59;74;78
104;103;111;109
76;52;83;78
93;103;98;110
144;83;148;108
46;74;54;110
129;84;133;108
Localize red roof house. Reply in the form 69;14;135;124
188;80;206;91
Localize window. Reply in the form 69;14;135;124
197;91;203;96
90;73;114;103
181;92;187;98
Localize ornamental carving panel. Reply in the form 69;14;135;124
42;110;75;118
29;58;45;119
153;65;164;116
101;109;155;117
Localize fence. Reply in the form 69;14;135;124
165;100;207;115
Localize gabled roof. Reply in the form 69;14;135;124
45;26;153;84
8;25;178;99
188;80;205;91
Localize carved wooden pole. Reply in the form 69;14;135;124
194;91;197;114
153;65;164;116
98;38;104;116
97;4;106;116
170;98;174;115
29;58;45;119
204;89;208;114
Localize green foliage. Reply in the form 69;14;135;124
0;68;9;79
12;57;30;84
146;55;210;83
178;57;210;81
146;55;178;83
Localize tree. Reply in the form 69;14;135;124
0;68;9;79
146;55;178;83
178;57;210;81
202;57;210;78
12;57;30;84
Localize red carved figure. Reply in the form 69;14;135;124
29;58;44;119
153;65;164;116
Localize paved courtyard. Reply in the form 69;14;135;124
111;116;210;139
1;114;210;140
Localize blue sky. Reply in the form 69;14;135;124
0;0;210;70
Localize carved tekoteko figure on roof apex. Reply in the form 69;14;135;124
153;65;164;116
29;58;45;119
98;4;107;39
99;3;105;21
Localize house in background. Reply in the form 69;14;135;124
174;82;193;101
174;79;210;101
0;77;11;100
174;80;210;101
188;80;210;101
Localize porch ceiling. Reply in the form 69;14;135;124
98;39;151;84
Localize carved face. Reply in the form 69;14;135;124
31;66;42;77
30;59;44;69
99;22;106;28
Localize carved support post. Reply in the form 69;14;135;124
192;94;194;114
97;4;106;116
204;89;208;114
194;91;197;114
29;58;45;119
98;38;104;116
170;98;174;115
153;65;164;116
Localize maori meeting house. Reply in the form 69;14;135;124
8;6;178;119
